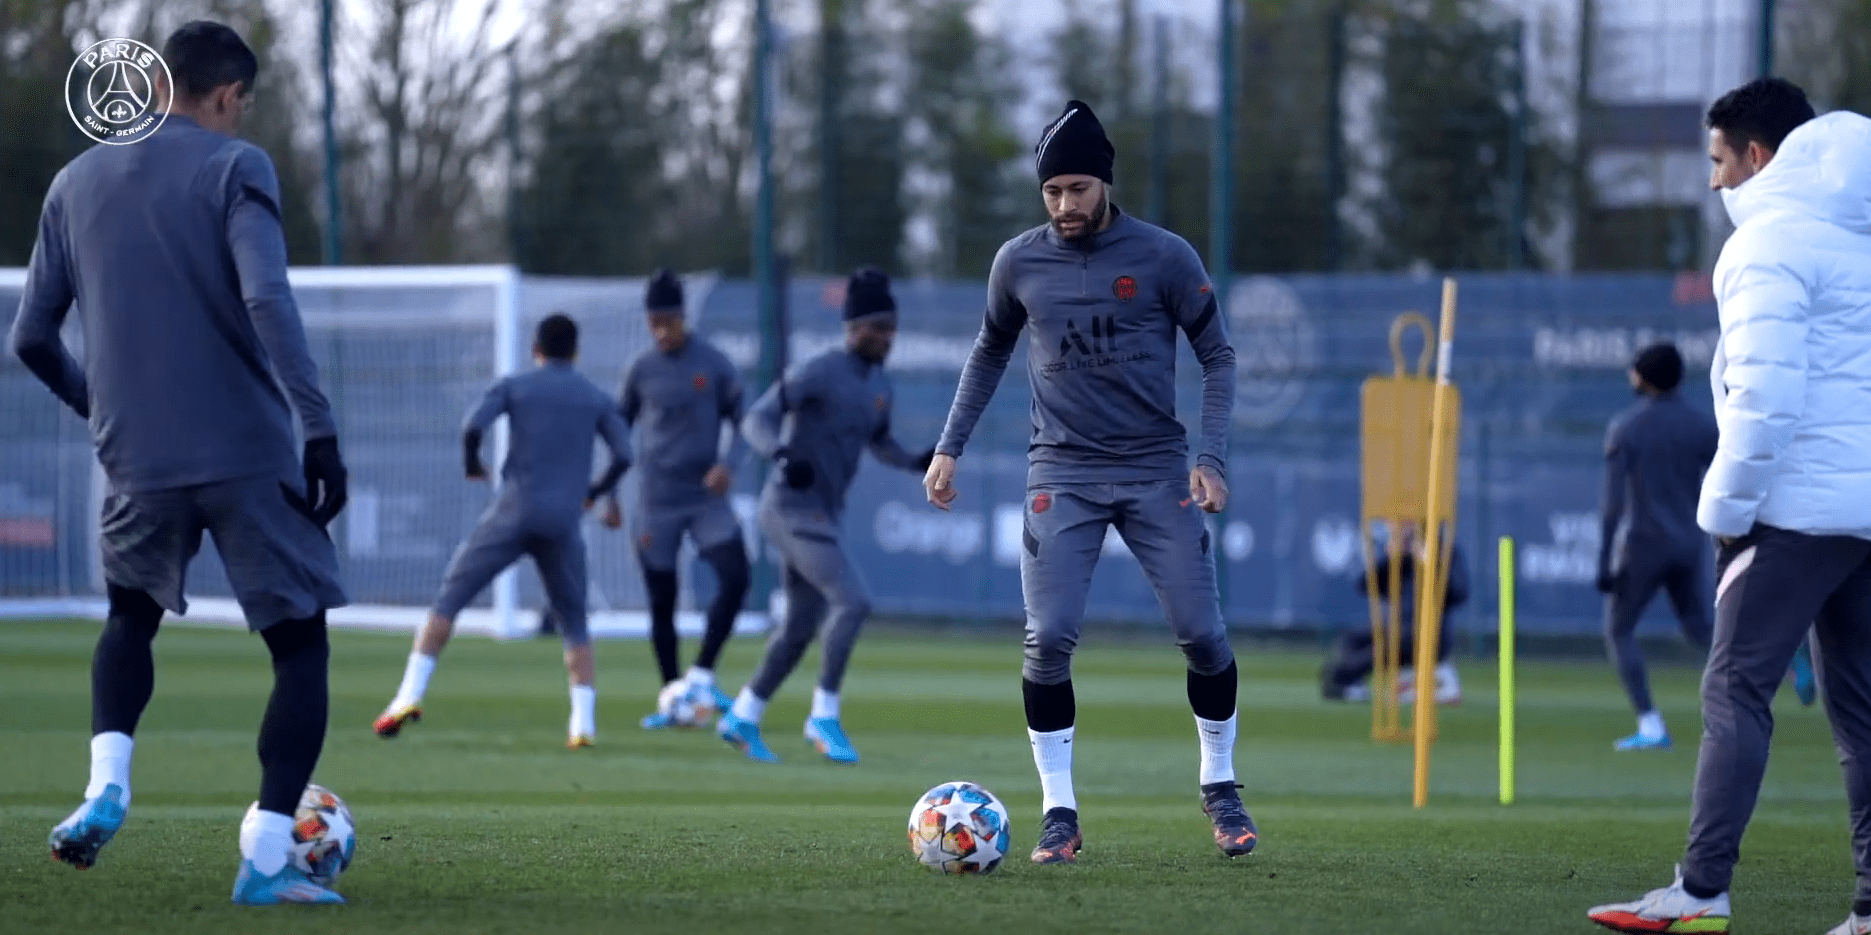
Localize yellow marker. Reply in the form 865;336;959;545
1411;277;1458;809
1499;536;1516;806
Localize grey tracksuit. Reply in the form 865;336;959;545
433;362;631;646
937;208;1237;684
740;346;924;698
619;337;749;570
7;114;344;628
1599;392;1719;714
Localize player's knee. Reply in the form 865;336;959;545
642;567;679;610
1180;630;1234;676
701;540;750;597
836;593;873;624
105;584;163;634
261;613;330;664
1023;625;1078;683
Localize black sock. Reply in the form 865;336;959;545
695;540;749;672
1682;880;1724;901
643;567;680;684
1187;661;1238;722
257;614;329;816
1022;677;1075;733
93;585;164;737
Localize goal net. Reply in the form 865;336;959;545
0;265;765;640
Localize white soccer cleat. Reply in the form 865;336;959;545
1587;866;1730;934
1826;914;1871;935
1396;663;1463;706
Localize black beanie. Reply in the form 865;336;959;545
644;268;683;312
1035;100;1115;184
1633;343;1684;392
843;267;896;321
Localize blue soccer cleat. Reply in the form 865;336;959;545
717;713;780;763
1794;642;1818;707
640;710;676;730
48;783;128;869
230;859;345;905
804;716;859;764
706;685;734;714
1615;732;1672;751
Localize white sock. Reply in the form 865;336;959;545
239;806;296;876
686;666;715;689
569;684;596;738
1196;713;1238;785
391;653;437;709
1638;710;1667;740
1028;727;1077;813
731;688;767;724
810;687;840;720
84;732;134;805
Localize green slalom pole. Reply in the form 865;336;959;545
1499;536;1516;806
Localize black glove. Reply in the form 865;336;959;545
914;447;937;472
779;454;815;490
463;428;486;479
1595;569;1616;595
302;436;348;528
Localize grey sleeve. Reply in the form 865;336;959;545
935;244;1026;458
464;378;510;435
590;404;633;498
742;363;815;460
1599;420;1628;576
618;359;643;426
226;145;337;441
1162;236;1234;477
7;185;89;418
717;353;751;473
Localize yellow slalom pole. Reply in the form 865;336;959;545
1499;536;1516;806
1411;277;1457;810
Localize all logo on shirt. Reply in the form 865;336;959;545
692;373;708;391
1113;275;1138;301
1042;315;1149;375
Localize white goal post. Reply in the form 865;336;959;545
0;264;767;641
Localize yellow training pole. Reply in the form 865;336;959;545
1499;535;1516;806
1411;277;1458;809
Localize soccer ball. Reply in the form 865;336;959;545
248;783;356;888
656;679;704;728
907;781;1011;875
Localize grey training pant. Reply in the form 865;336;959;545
1682;524;1871;907
746;502;871;700
1604;545;1714;715
434;503;589;647
1020;479;1234;685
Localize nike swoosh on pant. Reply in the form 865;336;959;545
1716;544;1757;605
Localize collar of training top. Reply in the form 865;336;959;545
1045;204;1130;252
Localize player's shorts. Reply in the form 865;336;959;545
99;471;348;631
631;497;743;572
433;509;589;647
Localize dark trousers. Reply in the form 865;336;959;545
1322;619;1451;692
1604;547;1715;714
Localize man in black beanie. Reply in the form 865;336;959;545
715;267;935;765
597;268;753;729
1597;342;1718;751
925;99;1250;864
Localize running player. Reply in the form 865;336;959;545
609;269;751;727
714;267;934;764
10;21;351;904
924;100;1251;863
374;313;630;749
1596;342;1718;751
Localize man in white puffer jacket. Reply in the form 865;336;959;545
1590;77;1871;935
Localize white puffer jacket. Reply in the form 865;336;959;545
1700;110;1871;539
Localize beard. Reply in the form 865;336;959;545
1050;192;1109;241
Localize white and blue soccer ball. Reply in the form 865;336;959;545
247;783;356;888
656;679;713;728
908;781;1011;875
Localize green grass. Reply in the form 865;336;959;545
0;619;1855;934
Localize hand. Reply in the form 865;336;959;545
466;464;487;481
780;456;815;490
302;436;349;527
1715;535;1735;550
924;453;958;511
1188;465;1227;513
703;464;732;497
600;497;623;529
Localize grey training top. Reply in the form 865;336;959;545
619;335;749;511
468;361;631;532
935;207;1236;484
742;346;922;519
1600;392;1720;575
8;115;336;493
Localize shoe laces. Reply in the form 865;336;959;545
1202;783;1251;825
1036;808;1079;848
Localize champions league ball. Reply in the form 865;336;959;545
656;679;706;728
908;781;1011;875
248;784;357;888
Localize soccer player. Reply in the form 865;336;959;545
609;269;751;727
1321;524;1469;705
8;22;351;904
374;314;630;749
924;100;1250;863
714;267;934;764
1595;342;1718;751
1588;78;1871;935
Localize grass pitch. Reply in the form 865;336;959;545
0;618;1854;934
